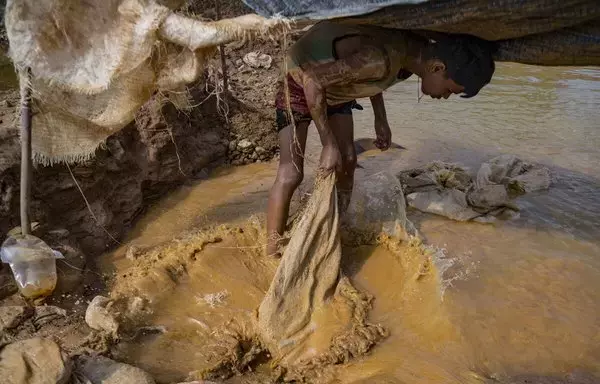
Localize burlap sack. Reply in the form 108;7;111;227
258;173;387;371
5;0;284;164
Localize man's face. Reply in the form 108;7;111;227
421;61;465;99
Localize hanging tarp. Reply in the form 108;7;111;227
242;0;600;66
241;0;428;21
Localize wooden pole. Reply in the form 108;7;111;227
215;1;229;103
20;68;32;236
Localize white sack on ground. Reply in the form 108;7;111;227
399;155;551;223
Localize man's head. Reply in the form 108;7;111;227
420;35;496;99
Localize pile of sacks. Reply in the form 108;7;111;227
398;155;552;223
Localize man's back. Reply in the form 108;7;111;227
286;21;412;105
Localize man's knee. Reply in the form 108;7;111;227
341;150;357;174
275;164;304;191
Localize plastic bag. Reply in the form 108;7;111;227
1;234;64;298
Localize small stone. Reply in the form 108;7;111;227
250;152;258;160
0;306;33;332
228;140;238;151
85;296;119;335
255;146;266;155
243;52;273;69
237;139;253;150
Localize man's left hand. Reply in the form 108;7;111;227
374;120;392;151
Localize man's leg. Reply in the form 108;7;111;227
329;112;356;213
266;121;310;257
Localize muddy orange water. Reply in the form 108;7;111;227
103;64;600;383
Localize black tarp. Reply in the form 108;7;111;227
242;0;600;65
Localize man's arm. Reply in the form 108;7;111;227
370;93;391;150
299;46;388;170
370;93;387;122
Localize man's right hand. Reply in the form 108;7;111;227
319;144;342;173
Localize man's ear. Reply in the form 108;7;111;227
428;60;446;73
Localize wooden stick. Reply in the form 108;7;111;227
215;1;229;102
20;68;32;235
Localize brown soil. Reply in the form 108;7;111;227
0;85;228;256
220;25;293;165
184;0;309;166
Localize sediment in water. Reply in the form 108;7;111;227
102;218;438;383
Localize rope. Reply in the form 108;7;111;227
66;164;121;245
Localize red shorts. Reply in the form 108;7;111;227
274;74;362;131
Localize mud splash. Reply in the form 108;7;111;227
104;220;439;383
107;223;272;382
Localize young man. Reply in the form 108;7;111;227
266;21;496;257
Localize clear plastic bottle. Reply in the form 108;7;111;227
1;234;63;298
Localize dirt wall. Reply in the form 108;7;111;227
0;88;228;255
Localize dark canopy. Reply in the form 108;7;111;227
242;0;600;65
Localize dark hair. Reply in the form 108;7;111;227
426;34;497;98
